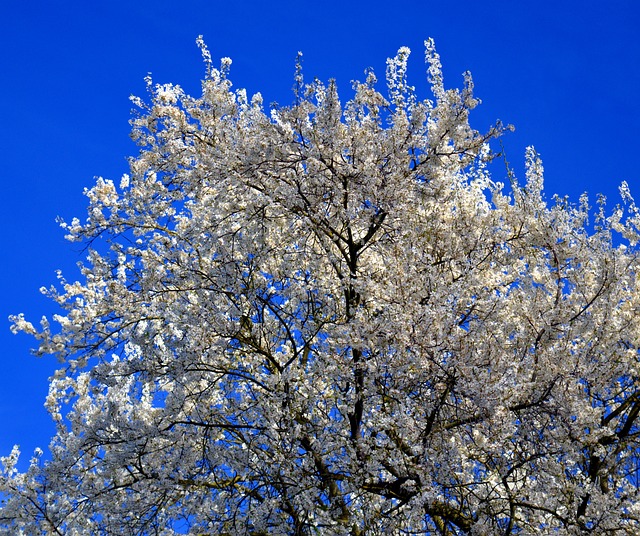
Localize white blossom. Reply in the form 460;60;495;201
3;39;640;535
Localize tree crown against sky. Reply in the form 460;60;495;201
2;38;640;535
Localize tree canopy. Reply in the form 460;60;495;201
3;39;640;535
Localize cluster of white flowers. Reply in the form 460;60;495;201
3;40;640;535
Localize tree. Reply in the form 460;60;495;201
3;38;640;535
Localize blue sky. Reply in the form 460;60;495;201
1;1;639;464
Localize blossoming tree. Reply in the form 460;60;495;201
3;39;640;534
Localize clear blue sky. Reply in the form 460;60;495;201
1;1;639;465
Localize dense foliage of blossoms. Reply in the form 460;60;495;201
3;38;640;534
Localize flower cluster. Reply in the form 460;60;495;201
3;40;640;535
